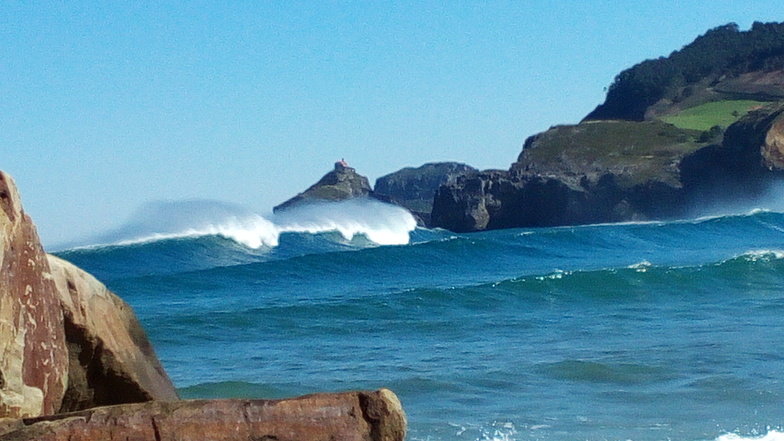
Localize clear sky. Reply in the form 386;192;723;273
4;1;784;247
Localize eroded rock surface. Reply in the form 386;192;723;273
374;162;477;226
0;172;68;418
0;389;406;441
47;256;178;413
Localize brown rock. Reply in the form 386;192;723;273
0;389;406;441
763;109;784;171
47;255;179;412
0;172;68;418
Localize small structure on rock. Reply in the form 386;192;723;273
273;161;377;212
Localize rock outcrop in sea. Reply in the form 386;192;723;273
374;162;477;226
274;161;376;212
274;160;479;227
0;170;407;441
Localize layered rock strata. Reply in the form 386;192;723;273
0;389;406;441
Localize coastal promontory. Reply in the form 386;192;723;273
430;22;784;232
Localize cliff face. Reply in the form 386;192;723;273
0;172;68;418
432;105;784;232
374;162;477;226
431;23;784;233
432;169;682;232
274;163;375;212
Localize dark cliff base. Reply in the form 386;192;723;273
432;105;784;232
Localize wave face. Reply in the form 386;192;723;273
55;209;784;441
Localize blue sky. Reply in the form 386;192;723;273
4;1;784;247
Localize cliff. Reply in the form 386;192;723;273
374;162;477;226
431;22;784;233
432;104;784;232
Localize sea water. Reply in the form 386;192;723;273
55;199;784;441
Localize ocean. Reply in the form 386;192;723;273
54;199;784;441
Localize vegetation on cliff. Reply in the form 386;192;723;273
515;121;707;188
431;22;784;233
585;22;784;121
659;100;766;131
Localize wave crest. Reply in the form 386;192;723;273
67;198;417;250
718;431;784;441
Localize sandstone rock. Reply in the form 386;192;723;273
47;255;179;413
0;389;406;441
374;162;477;226
274;162;375;212
0;172;68;418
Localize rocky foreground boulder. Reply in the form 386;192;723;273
0;389;406;441
0;171;177;417
0;172;68;417
0;170;407;440
47;255;179;412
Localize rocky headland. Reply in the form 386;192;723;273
429;22;784;232
274;23;784;234
0;170;407;441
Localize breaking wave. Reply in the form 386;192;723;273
62;198;417;250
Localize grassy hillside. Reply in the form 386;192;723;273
584;22;784;121
659;100;767;130
517;121;708;187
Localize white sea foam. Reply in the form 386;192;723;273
717;431;784;441
731;249;784;263
272;199;417;246
67;198;417;250
628;260;653;272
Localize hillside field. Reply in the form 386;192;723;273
659;100;768;131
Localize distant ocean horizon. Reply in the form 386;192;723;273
56;199;784;441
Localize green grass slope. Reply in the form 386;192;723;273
659;100;767;131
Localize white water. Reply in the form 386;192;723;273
65;198;417;250
717;431;784;441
